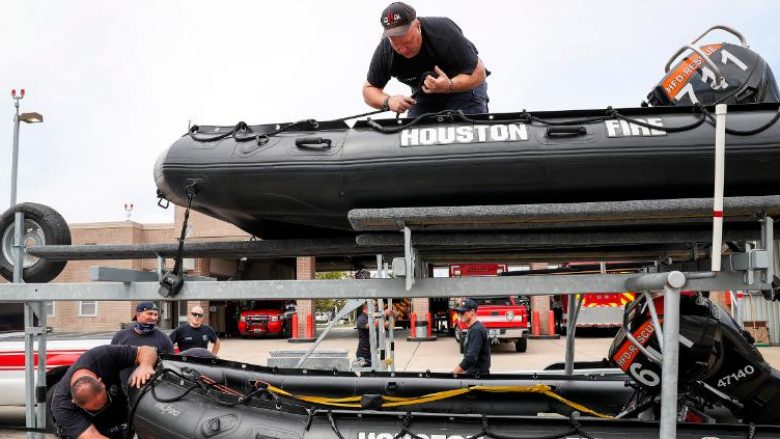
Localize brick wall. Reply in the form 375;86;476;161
295;257;316;337
529;263;552;335
47;221;175;331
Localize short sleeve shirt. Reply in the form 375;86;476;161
111;327;174;354
50;345;138;438
367;17;481;95
169;324;218;351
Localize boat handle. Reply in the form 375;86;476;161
295;137;332;150
546;126;586;137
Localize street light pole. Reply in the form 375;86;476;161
10;89;23;207
9;89;47;439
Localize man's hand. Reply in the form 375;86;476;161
422;66;451;94
388;95;416;113
129;345;158;388
452;365;465;375
129;364;155;388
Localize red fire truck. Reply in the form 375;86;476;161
238;300;296;338
449;263;531;353
561;292;636;328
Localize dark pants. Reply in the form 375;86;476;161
408;82;489;118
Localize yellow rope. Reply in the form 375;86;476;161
258;382;613;419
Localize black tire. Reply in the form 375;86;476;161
0;203;71;283
515;337;528;353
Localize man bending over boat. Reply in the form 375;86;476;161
50;345;157;439
363;2;489;117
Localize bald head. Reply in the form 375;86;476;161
71;376;105;410
189;306;205;327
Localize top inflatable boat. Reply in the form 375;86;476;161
154;27;780;239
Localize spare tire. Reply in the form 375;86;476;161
0;203;71;283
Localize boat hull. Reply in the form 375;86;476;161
155;104;780;238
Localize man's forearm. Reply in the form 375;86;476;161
136;346;158;367
363;83;388;109
450;59;486;93
212;339;221;355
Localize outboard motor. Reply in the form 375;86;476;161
608;293;780;424
646;25;780;106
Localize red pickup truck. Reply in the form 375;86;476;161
449;264;531;353
237;300;296;338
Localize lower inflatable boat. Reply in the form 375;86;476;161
129;355;780;439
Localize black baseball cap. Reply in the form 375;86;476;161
136;301;158;313
454;298;478;313
380;2;416;38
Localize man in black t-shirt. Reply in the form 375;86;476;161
49;345;157;439
111;302;174;354
453;298;491;376
363;2;489;117
169;305;221;354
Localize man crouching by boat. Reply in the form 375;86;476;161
363;2;489;117
50;345;157;439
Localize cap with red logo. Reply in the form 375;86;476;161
380;2;416;38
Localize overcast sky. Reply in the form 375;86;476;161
2;0;779;225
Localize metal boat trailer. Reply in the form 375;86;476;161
3;103;780;438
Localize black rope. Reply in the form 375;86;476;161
745;423;756;439
609;105;709;133
158;183;197;298
367;109;462;134
392;413;428;439
193;109;389;145
188;124;234;142
700;105;780;136
327;411;347;439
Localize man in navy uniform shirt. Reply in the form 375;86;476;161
453;298;491;376
169;305;221;355
49;345;157;439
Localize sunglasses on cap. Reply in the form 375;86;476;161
191;312;204;318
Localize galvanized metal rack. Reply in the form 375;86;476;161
3;104;779;438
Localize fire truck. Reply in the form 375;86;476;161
561;292;636;328
449;264;531;353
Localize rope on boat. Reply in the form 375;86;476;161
129;368;771;439
185;101;780;141
255;381;613;419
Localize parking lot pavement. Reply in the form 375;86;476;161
2;330;779;438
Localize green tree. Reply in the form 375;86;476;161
315;271;349;314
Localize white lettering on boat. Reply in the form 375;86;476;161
400;124;528;147
358;433;467;439
605;118;666;138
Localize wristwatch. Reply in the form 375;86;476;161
381;96;390;111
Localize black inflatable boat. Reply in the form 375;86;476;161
130;295;780;438
155;30;780;239
130;353;780;439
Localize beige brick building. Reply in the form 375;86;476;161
34;207;307;333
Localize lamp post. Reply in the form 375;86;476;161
10;89;43;207
10;89;45;439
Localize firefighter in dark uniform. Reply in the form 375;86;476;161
452;298;491;376
49;344;157;439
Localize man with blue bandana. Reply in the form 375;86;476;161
111;302;174;354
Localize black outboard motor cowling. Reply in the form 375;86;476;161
609;293;780;423
646;26;780;106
